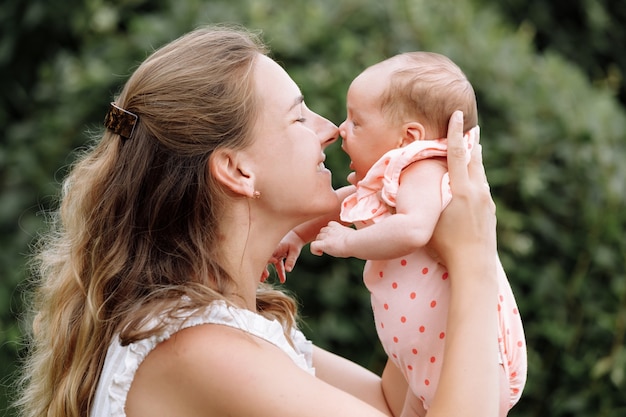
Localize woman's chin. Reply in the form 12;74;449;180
304;191;340;218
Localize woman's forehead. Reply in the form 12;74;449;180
253;54;302;112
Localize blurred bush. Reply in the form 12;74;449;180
1;0;624;416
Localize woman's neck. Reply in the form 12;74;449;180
217;200;291;310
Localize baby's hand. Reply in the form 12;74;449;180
263;230;306;283
310;221;354;258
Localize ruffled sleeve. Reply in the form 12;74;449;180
92;301;315;417
108;333;166;416
101;324;177;416
340;127;478;225
182;302;315;374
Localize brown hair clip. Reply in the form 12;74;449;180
104;102;138;140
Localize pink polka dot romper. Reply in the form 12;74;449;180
340;127;527;412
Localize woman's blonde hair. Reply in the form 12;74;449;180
17;25;298;417
380;51;478;136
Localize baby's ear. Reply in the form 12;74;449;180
208;148;257;198
401;122;426;146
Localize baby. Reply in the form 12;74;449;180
275;52;526;417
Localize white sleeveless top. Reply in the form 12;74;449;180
90;300;315;416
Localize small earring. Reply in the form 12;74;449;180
252;190;261;199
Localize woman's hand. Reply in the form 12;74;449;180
429;111;497;269
426;110;500;417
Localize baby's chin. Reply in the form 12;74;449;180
347;171;358;185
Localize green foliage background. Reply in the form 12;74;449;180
1;0;625;416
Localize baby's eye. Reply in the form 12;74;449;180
296;117;306;123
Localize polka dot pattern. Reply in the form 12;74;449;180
365;252;451;409
341;130;526;411
364;251;527;411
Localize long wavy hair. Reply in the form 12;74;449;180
17;26;298;417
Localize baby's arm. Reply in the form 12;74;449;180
311;158;447;260
271;185;355;275
399;391;427;417
381;359;408;417
381;360;427;417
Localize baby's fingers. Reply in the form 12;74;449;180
275;258;286;283
284;247;302;272
310;240;324;256
260;266;270;282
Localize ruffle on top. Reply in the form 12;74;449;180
91;300;314;417
340;126;478;224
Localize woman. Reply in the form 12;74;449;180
18;26;500;417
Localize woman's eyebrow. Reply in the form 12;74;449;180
288;95;305;112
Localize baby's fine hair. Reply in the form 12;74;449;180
380;51;478;137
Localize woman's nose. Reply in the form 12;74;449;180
318;117;339;149
338;120;347;139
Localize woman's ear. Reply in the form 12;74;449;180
209;148;256;198
400;122;426;146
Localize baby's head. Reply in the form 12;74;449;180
340;51;477;182
380;52;477;137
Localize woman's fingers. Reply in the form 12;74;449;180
430;111;497;267
445;110;471;193
467;126;489;189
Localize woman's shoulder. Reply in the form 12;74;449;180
125;319;306;416
127;321;388;417
98;301;314;417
